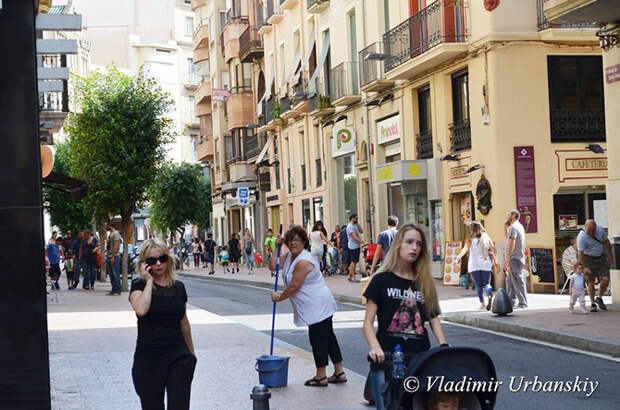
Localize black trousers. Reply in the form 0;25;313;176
308;316;343;368
132;348;197;410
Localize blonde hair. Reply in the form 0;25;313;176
377;224;441;318
138;238;175;287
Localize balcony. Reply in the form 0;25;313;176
416;130;433;159
287;73;309;116
329;62;360;106
193;18;209;50
196;80;212;104
266;0;284;24
258;0;274;34
197;136;214;162
550;110;606;143
383;0;469;80
280;0;297;11
536;0;599;31
239;26;264;63
39;90;69;133
225;6;248;26
359;42;394;93
449;120;471;152
541;0;619;26
308;76;335;118
307;0;329;14
184;111;200;129
191;0;206;11
226;86;255;130
279;96;294;120
183;72;199;89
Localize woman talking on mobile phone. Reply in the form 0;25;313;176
129;239;197;410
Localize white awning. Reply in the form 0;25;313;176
300;27;316;72
254;134;274;164
308;31;330;95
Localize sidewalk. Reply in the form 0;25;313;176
178;265;619;357
47;284;367;410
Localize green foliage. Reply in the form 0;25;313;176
344;176;358;216
66;65;173;289
42;142;92;234
66;65;174;220
319;95;331;108
149;163;211;237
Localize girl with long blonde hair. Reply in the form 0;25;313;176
363;224;447;407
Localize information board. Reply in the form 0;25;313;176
527;246;558;294
443;241;462;286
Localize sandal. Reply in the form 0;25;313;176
304;376;328;387
328;372;347;384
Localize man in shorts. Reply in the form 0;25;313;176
577;220;612;312
204;233;217;275
347;214;366;282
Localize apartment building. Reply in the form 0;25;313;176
79;0;200;164
247;0;606;291
193;0;267;247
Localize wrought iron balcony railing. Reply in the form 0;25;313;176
307;76;332;113
449;120;471;152
39;91;68;113
416;130;433;159
239;26;263;62
536;0;598;31
329;62;359;102
359;42;387;87
383;0;468;73
550;110;605;142
225;5;248;27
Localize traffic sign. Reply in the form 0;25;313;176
238;187;249;206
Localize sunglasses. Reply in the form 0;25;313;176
145;254;169;266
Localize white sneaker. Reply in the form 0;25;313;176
569;307;575;314
578;306;588;314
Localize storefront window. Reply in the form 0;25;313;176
313;197;324;223
302;199;311;229
431;201;443;262
553;191;607;231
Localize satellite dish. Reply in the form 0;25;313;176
41;145;55;178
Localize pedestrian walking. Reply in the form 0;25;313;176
340;223;350;276
46;237;62;290
105;222;122;295
199;238;206;268
310;221;330;276
82;230;99;290
62;231;73;258
64;250;76;289
346;214;366;282
70;231;83;289
568;262;588;314
503;210;528;308
577;219;612;312
561;237;578;289
270;226;346;387
203;233;217;275
455;221;496;310
129;239;196;410
219;245;230;273
228;233;241;273
369;215;399;276
362;224;448;408
329;225;341;275
264;229;277;277
48;231;58;245
243;229;255;273
191;238;201;268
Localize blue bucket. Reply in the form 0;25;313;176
255;355;290;388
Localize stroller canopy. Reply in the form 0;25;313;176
402;346;498;410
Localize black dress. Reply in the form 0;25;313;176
228;238;240;263
130;279;197;409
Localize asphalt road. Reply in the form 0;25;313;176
183;277;620;410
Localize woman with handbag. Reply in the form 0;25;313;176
455;221;497;310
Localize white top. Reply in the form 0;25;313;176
310;231;324;251
282;249;337;327
468;234;493;272
569;272;585;290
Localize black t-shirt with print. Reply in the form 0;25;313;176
130;279;188;357
364;271;438;354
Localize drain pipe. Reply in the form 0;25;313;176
361;0;375;241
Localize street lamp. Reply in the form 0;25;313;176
586;144;605;154
440;154;460;161
293;91;307;98
364;53;389;61
465;164;484;174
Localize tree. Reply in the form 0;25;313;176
149;163;211;263
67;66;173;291
42;142;92;234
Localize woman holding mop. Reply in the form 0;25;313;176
269;225;347;387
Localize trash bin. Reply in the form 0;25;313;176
611;236;620;270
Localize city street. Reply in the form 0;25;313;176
184;278;620;410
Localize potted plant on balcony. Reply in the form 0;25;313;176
319;95;331;109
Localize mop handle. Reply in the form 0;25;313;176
270;225;283;356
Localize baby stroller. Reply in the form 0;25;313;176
368;346;497;410
362;243;382;276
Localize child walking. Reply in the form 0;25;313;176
569;262;588;314
219;245;230;273
64;250;75;289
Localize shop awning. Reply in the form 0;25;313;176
376;160;428;185
253;134;274;165
308;32;330;96
42;171;88;201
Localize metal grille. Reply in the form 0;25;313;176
449;120;471;152
416;130;433;159
550;110;605;142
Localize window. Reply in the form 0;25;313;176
274;163;281;190
209;16;215;43
322;30;331;95
547;56;605;142
188;95;195;116
301;164;307;191
417;86;433;159
185;16;194;36
313;197;324;223
243;63;252;89
278;43;285;88
302;199;311;227
225;135;233;162
452;71;469;123
287;168;292;193
222;71;230;90
191;137;198;162
316;159;322;187
344;154;355;176
219;10;226;34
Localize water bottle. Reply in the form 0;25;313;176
391;344;407;380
